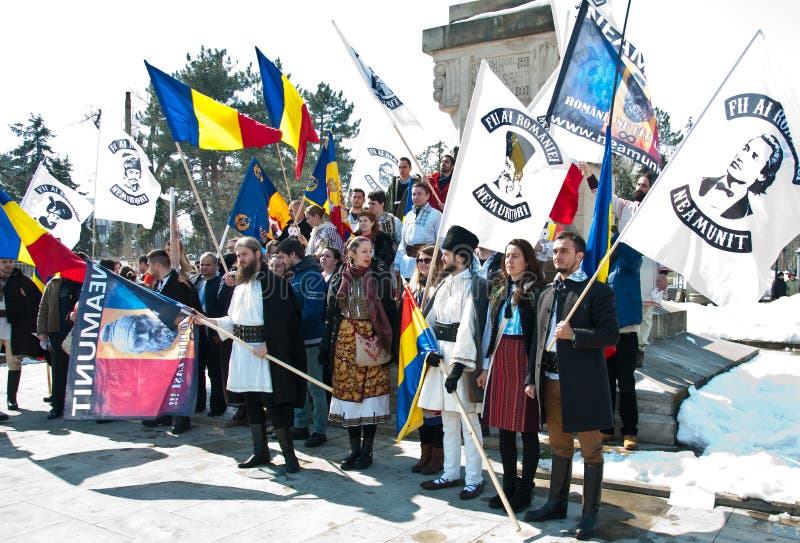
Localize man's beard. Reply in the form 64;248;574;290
236;259;259;284
443;263;457;274
634;189;647;202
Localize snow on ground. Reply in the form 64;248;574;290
544;350;800;505
667;294;800;344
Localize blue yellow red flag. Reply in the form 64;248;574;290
256;48;319;179
581;125;614;282
396;284;439;442
305;131;351;241
145;61;281;151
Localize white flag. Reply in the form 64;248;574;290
439;60;572;252
95;122;161;229
349;117;404;196
620;33;800;306
21;163;92;249
332;20;421;129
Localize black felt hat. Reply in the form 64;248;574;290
441;225;479;253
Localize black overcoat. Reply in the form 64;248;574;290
526;277;619;433
3;268;43;357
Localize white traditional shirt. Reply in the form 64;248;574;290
216;280;273;393
393;203;442;278
0;278;9;341
418;269;481;413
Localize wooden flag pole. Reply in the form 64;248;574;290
399;275;519;531
187;312;333;393
174;142;228;273
436;362;520;532
274;143;293;203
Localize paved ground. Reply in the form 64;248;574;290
2;362;800;542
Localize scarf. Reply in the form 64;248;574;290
337;261;393;349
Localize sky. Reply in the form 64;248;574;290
1;0;799;187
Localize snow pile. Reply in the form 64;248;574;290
667;295;800;343
582;351;800;504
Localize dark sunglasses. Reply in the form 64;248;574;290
417;257;432;264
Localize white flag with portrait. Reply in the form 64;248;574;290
439;60;572;252
95;122;161;229
20;163;92;249
620;33;800;306
349;117;404;196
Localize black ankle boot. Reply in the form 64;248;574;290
575;462;603;540
489;475;518;509
341;437;361;470
525;454;572;522
238;424;271;468
7;369;20;410
274;426;300;473
353;437;374;469
510;479;534;513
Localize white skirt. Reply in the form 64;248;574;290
329;394;391;427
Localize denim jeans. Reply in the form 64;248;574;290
293;345;328;434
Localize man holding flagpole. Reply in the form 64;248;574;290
524;232;618;539
418;225;489;501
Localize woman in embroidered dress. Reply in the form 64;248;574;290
480;238;545;512
320;236;395;470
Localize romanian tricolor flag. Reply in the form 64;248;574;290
396;284;439;443
228;158;291;240
0;188;86;283
548;163;584;225
581;125;614;282
305;131;351;241
145;61;282;151
256;47;319;179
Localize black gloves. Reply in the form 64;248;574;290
445;363;465;393
426;352;443;368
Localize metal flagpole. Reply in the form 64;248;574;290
174;142;228;273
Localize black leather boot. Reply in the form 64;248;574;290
353;437;374;469
7;369;21;410
575;462;603;540
524;454;572;522
489;475;518;509
274;426;300;473
238;424;271;468
341;437;361;470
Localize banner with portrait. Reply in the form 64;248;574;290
620;33;800;306
546;0;661;174
20;163;92;249
94;121;162;229
64;261;197;420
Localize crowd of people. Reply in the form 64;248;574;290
0;156;673;540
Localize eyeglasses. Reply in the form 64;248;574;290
417;258;432;264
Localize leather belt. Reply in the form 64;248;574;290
434;322;459;343
542;351;559;375
233;324;265;343
406;244;425;258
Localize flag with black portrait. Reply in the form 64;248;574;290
20;163;92;249
620;33;800;306
64;261;197;420
439;60;572;252
94;120;162;229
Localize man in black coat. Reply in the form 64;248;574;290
524;231;619;540
145;249;202;435
0;259;43;413
196;237;307;473
191;252;226;416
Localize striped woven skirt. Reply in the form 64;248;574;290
483;335;539;433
